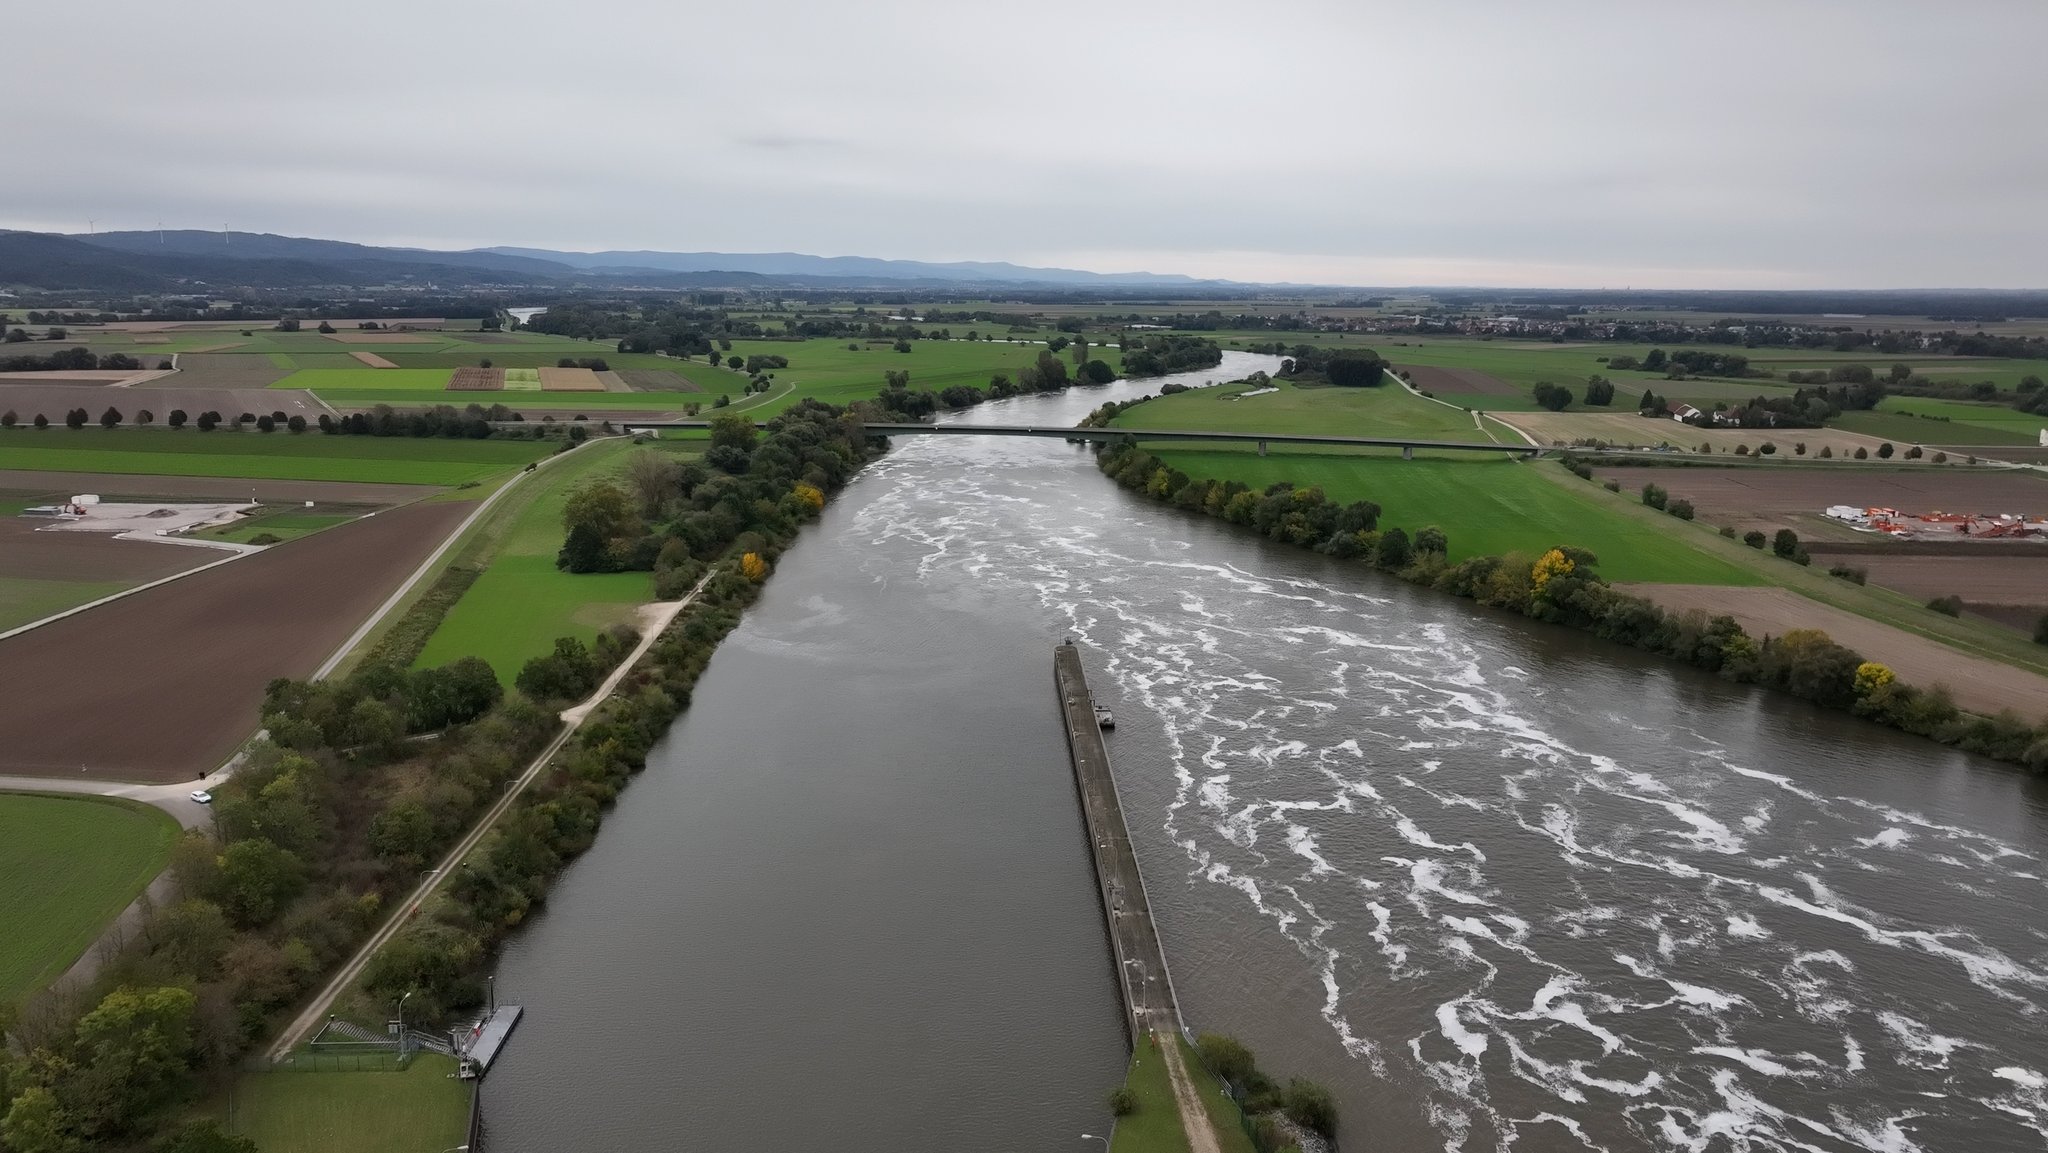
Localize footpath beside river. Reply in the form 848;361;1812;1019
1056;641;1223;1153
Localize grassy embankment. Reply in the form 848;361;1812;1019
204;1053;469;1153
0;426;552;485
1113;380;1757;585
0;793;179;1003
414;437;702;684
1108;1037;1258;1153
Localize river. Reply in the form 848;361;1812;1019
485;351;2048;1151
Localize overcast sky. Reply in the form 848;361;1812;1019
6;0;2044;288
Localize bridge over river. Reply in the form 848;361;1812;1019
622;419;1543;458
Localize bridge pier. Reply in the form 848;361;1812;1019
1257;439;1267;457
1403;445;1414;460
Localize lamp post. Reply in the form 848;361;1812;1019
396;989;415;1037
1080;1135;1110;1149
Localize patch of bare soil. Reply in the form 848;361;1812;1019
1591;466;2048;524
0;520;209;583
1397;364;1519;396
1614;583;2048;721
348;351;399;368
0;501;471;782
618;368;701;392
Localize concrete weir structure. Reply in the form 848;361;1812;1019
1056;641;1223;1153
1055;641;1184;1040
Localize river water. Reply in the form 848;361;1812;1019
486;352;2048;1152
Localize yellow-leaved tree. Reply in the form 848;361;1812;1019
791;483;825;512
1530;548;1575;595
740;552;770;582
1854;661;1896;698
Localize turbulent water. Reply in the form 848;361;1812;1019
489;352;2048;1152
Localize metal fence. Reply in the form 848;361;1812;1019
276;1046;414;1073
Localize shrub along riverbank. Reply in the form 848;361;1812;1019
0;403;879;1151
1096;441;2048;772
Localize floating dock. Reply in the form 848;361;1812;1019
458;1005;523;1079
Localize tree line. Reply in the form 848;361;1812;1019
1097;442;2048;773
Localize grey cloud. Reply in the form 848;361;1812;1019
3;0;2043;287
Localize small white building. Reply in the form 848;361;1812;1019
1671;404;1702;423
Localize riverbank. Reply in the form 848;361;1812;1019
1097;440;2048;772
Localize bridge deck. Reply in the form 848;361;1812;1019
622;419;1539;455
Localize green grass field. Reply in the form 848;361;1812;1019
198;510;357;543
0;427;552;485
213;1053;470;1153
0;793;179;1003
0;575;132;632
1139;450;1761;585
722;336;1126;412
414;439;662;684
1830;409;2038;446
1114;377;1481;443
271;368;454;390
1872;396;2048;438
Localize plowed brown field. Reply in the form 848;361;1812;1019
1398;364;1519;396
1615;583;2048;721
348;351;399;369
1590;466;2048;523
0;500;468;782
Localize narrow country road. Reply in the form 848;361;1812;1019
1156;1029;1225;1153
265;570;715;1062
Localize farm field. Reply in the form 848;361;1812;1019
1815;554;2048;630
1616;583;2048;721
0;499;471;782
0;469;441;505
0;793;178;1003
1585;465;2048;527
1872;395;2048;439
0;380;327;426
1112;377;1484;445
416;439;663;684
721;336;1127;411
270;368;453;390
198;509;358;544
0;517;217;631
1137;450;1760;585
1496;410;1903;458
208;1053;470;1153
0;427;551;485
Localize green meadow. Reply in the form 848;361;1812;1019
208;1053;470;1153
0;426;551;485
1113;376;1484;443
0;794;179;1003
1135;449;1759;585
415;438;672;685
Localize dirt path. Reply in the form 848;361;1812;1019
1156;1029;1224;1153
266;570;716;1062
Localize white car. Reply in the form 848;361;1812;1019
190;790;213;804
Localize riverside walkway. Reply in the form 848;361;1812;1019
1055;642;1222;1153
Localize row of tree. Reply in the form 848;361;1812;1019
0;346;142;372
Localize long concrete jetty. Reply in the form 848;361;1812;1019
1056;642;1223;1153
1056;642;1181;1039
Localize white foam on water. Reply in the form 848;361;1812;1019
1857;828;1912;850
1438;999;1491;1058
1875;1011;1975;1070
1662;980;1749;1012
1827;1108;1930;1153
1394;815;1488;861
1845;1035;1865;1072
1284;824;1337;876
1694;1046;1815;1078
1727;914;1770;939
1508;1112;1611;1152
1997;1066;2048;1089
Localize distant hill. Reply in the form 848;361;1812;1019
478;247;1223;287
0;228;1232;293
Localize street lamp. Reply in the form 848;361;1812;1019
396;989;415;1035
1080;1135;1110;1149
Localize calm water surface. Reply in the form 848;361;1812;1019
487;353;2048;1151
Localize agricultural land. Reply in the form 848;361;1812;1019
0;793;179;1002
